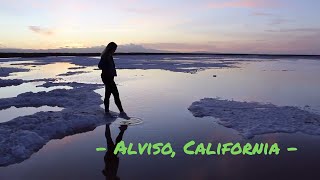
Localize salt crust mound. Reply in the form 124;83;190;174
188;98;320;139
0;82;115;166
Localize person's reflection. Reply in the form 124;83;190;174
102;124;128;180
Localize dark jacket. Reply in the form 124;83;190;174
98;54;117;77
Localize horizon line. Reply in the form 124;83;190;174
1;52;320;58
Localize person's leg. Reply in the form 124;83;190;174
104;86;112;113
109;78;124;113
102;77;112;113
105;125;114;148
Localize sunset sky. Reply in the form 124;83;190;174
0;0;319;54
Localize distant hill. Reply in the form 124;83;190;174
0;44;175;54
1;43;319;58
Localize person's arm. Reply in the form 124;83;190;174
111;56;116;70
110;56;117;76
99;55;114;71
98;56;106;70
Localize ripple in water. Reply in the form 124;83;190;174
116;117;143;126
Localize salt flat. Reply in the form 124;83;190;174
0;55;319;179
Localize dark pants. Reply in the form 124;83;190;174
101;75;124;113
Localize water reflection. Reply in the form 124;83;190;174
0;106;63;123
103;124;128;180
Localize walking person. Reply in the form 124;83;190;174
99;42;129;119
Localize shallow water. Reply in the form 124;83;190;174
0;106;63;123
0;57;320;179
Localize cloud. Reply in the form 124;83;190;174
125;7;159;14
28;26;54;36
0;44;172;53
142;43;217;52
268;18;292;25
207;0;279;9
249;12;292;26
141;38;320;55
251;12;274;16
266;28;320;33
117;44;173;53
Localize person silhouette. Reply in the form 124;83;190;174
98;42;129;119
102;124;128;180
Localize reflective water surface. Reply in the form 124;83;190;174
0;57;320;180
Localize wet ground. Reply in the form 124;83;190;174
0;57;320;179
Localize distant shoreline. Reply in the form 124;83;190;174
0;52;319;58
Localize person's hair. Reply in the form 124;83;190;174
101;42;117;57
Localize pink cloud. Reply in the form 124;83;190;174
28;26;54;36
208;0;278;9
